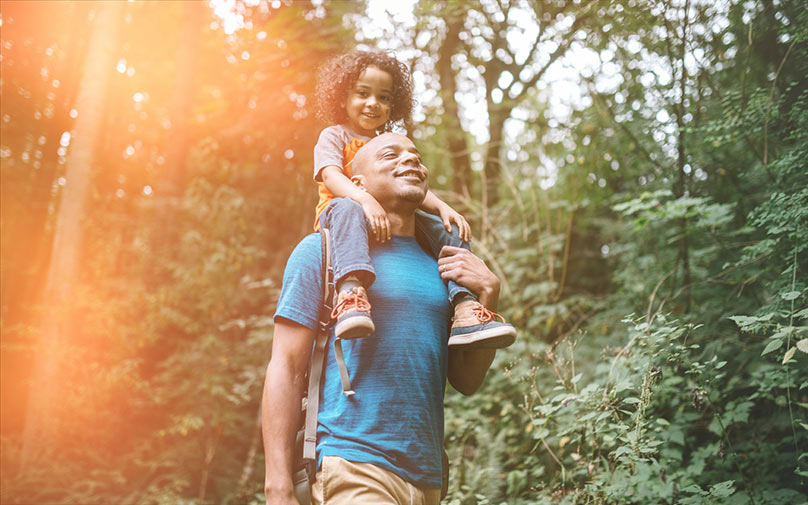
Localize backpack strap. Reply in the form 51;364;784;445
301;227;335;465
333;339;355;396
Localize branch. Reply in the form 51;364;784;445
683;35;766;164
763;39;796;164
514;0;600;103
552;209;575;302
603;268;675;398
586;81;669;174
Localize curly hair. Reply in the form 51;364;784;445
315;49;414;132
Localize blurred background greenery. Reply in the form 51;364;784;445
0;1;805;504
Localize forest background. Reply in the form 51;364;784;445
1;0;806;504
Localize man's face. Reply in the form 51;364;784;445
354;133;429;209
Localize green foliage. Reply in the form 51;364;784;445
2;0;808;504
438;1;808;503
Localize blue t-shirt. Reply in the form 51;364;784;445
274;233;452;488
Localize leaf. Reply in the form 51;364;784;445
571;373;583;384
708;480;736;499
613;446;633;458
579;412;597;422
623;397;641;404
783;346;797;364
762;339;783;355
797;339;808;354
729;315;759;327
780;290;802;301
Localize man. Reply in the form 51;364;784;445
262;133;504;505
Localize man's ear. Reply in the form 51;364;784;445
350;174;366;190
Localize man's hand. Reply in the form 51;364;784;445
441;244;500;394
436;204;471;242
440;246;501;395
437;246;500;309
359;193;391;243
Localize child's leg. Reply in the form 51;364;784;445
413;211;475;303
321;198;375;339
414;212;516;350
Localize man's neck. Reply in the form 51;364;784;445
387;212;416;236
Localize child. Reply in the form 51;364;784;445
313;49;516;349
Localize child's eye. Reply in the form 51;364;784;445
380;95;392;103
357;91;368;98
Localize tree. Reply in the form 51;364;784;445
20;1;124;468
413;0;608;210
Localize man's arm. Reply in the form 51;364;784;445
438;246;500;395
262;318;316;505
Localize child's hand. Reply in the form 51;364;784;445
438;205;471;243
360;196;391;242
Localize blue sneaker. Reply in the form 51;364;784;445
448;301;516;349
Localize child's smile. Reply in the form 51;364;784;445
345;65;393;137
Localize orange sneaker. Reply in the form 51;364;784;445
448;300;516;349
331;287;375;340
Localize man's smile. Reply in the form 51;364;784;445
394;168;426;182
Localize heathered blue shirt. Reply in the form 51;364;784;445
274;233;451;488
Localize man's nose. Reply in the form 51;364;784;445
401;151;420;166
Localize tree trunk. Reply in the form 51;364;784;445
162;0;204;197
20;1;123;469
437;5;472;204
24;3;88;308
148;1;204;275
674;0;691;313
483;107;510;209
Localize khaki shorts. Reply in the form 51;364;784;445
311;456;441;505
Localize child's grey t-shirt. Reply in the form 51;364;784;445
312;124;372;182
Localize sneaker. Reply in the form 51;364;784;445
448;301;516;349
331;287;375;340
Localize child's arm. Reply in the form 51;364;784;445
420;190;471;242
321;165;391;242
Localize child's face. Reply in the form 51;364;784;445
344;65;393;137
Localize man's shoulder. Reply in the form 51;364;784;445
289;233;323;263
275;233;324;329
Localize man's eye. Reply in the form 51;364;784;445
383;152;397;159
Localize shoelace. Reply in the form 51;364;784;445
472;305;505;323
330;288;372;320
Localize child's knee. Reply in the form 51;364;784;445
324;198;364;226
330;197;363;215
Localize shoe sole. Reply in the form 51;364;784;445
448;327;517;350
335;317;375;340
